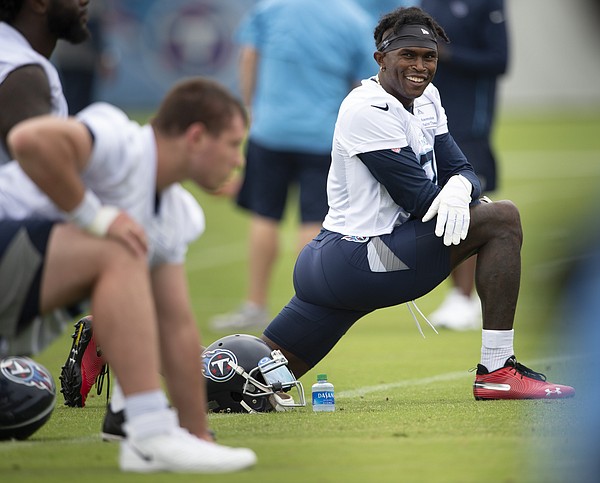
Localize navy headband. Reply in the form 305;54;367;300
377;24;438;53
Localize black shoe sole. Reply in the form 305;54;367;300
59;317;93;407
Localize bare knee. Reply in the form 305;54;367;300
97;239;149;274
493;200;523;247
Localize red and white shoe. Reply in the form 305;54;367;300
473;356;575;400
60;315;108;407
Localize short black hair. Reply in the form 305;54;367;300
374;6;449;49
0;0;24;23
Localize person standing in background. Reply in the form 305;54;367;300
420;0;509;330
210;0;375;331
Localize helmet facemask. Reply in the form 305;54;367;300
230;350;306;413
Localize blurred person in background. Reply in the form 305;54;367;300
0;0;95;355
0;0;111;410
53;1;115;115
210;0;375;331
556;235;600;482
0;0;89;166
420;0;509;330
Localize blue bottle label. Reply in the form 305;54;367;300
312;391;335;405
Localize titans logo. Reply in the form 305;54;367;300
0;356;55;393
202;349;237;382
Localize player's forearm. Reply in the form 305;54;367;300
8;116;91;212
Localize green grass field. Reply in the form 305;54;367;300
2;111;599;483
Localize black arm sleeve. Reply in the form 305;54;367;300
358;147;440;219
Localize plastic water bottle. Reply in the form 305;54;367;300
312;373;335;412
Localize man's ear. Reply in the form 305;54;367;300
29;0;50;15
186;122;206;145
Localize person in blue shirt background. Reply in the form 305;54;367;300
210;0;375;331
419;0;509;330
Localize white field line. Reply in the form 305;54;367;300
336;355;575;399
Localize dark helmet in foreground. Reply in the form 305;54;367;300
0;356;56;440
202;334;305;413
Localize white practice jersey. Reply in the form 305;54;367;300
0;22;68;164
323;78;449;237
0;103;205;267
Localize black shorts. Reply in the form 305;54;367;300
236;140;330;222
264;219;452;367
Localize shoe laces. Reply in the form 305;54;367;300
405;301;438;338
96;364;111;403
507;358;547;382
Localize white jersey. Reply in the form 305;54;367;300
0;22;68;164
0;103;205;267
323;78;448;237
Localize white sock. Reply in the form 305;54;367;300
480;329;514;372
124;390;173;439
109;379;125;413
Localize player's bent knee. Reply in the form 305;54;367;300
94;238;149;276
492;200;523;245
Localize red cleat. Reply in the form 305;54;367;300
473;356;575;400
60;316;108;407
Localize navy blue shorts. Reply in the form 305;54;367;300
264;219;452;367
236;140;330;222
0;219;54;334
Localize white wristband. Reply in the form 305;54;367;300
66;190;120;237
88;206;121;237
67;190;101;229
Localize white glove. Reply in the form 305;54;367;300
422;174;472;246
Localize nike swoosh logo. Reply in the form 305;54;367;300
371;103;389;111
130;444;154;462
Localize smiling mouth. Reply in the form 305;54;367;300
406;76;426;84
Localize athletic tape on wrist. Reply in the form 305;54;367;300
67;190;101;228
67;190;120;237
88;206;120;237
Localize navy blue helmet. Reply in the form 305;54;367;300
202;334;305;413
0;356;56;440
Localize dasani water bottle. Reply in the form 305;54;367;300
312;373;335;412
